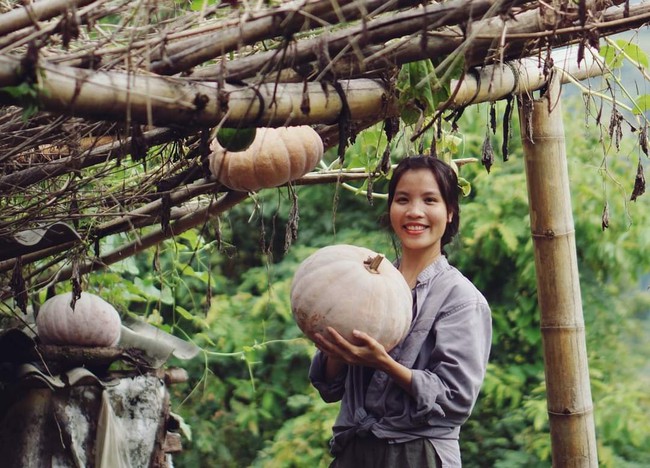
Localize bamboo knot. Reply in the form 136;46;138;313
548;406;594;417
531;228;575;239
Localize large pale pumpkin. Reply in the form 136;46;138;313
290;244;412;352
36;291;122;347
208;126;323;192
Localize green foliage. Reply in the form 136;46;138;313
251;395;339;468
0;82;40;121
600;39;649;70
216;127;257;151
397;59;447;125
88;94;650;467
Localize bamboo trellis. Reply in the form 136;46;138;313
1;0;649;466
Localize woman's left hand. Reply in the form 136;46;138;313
314;327;390;370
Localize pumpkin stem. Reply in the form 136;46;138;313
364;255;384;274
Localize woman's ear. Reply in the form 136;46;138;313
448;213;453;224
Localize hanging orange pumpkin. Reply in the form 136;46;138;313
290;244;412;352
208;126;323;192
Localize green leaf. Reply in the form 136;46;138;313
616;39;649;68
458;177;472;196
175;305;195;321
632;94;650;115
600;45;624;69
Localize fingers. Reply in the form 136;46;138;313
315;327;387;369
313;332;334;354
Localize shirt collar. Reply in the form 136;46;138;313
415;255;449;286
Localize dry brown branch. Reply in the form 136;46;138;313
194;0;521;82
21;190;249;298
149;0;426;75
265;0;643;80
0;127;186;191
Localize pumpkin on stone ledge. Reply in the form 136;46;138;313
36;291;122;347
290;244;412;352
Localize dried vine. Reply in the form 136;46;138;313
0;0;647;303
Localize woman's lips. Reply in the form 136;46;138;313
403;223;428;234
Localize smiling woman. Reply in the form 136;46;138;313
308;155;492;468
389;166;454;288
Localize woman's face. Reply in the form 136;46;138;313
389;168;452;259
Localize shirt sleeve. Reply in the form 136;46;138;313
409;299;492;427
309;350;348;403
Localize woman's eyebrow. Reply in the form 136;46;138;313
401;189;441;196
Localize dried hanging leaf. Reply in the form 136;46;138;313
300;78;311;115
376;146;391;174
630;159;646;201
429;136;437;158
161;193;172;233
450;108;464;133
578;39;586;65
489;102;497;135
502;96;513;162
640;123;648;156
70;192;80;230
609;108;624;151
10;257;27;314
284;186;299;252
131;124;148;163
384;116;399;142
366;174;374;206
332;81;352;163
153;244;161;273
520;97;534;142
60;7;80;49
70;256;82;308
601;202;610;231
481;134;494;173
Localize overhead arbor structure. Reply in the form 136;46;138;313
1;0;649;466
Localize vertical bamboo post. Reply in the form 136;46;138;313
517;75;598;467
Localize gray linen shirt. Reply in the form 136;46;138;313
309;255;492;464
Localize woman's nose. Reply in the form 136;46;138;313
406;202;424;217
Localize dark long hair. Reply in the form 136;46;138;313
387;156;461;250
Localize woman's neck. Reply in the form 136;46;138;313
398;250;442;289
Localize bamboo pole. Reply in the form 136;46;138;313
0;57;395;128
451;46;605;106
518;74;598;467
0;0;98;37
